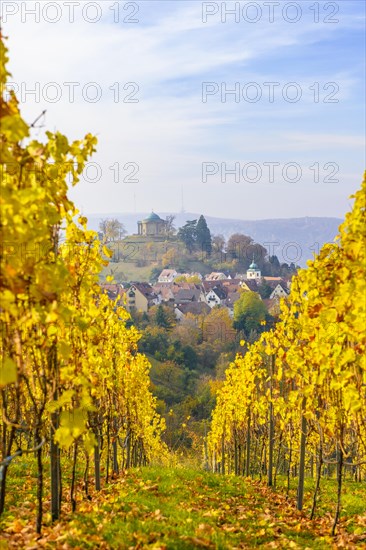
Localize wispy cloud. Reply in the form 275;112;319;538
2;0;365;218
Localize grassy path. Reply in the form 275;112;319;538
1;467;365;549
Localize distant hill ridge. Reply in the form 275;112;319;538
86;213;343;267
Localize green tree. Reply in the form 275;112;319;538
269;255;281;276
233;291;267;337
203;308;236;348
172;313;202;346
177;220;197;253
226;234;268;271
155;304;174;330
226;233;253;262
175;275;201;284
196;215;212;256
149;266;161;283
258;279;273;299
139;325;169;356
182;345;198;370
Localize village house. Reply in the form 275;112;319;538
158;269;178;283
225;290;241;318
262;276;283;283
201;280;222;293
100;283;125;304
269;282;290;300
220;279;242;295
125;282;159;313
174;287;201;304
175;283;205;300
175;302;211;321
153;281;205;304
205;272;229;281
239;279;259;292
205;286;228;308
153;283;175;303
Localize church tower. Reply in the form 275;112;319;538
246;257;261;280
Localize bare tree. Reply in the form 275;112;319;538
99;218;127;242
165;214;176;237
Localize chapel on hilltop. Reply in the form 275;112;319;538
137;212;168;237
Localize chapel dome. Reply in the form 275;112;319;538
142;212;162;222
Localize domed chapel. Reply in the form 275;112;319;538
137;212;168;237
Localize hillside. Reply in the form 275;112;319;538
88;213;342;268
102;236;214;282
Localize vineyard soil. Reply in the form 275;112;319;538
1;462;365;549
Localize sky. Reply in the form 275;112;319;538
2;0;365;220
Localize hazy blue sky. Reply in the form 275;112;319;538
2;0;365;219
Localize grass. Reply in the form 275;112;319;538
100;237;215;283
102;260;156;283
274;474;366;519
1;460;365;549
